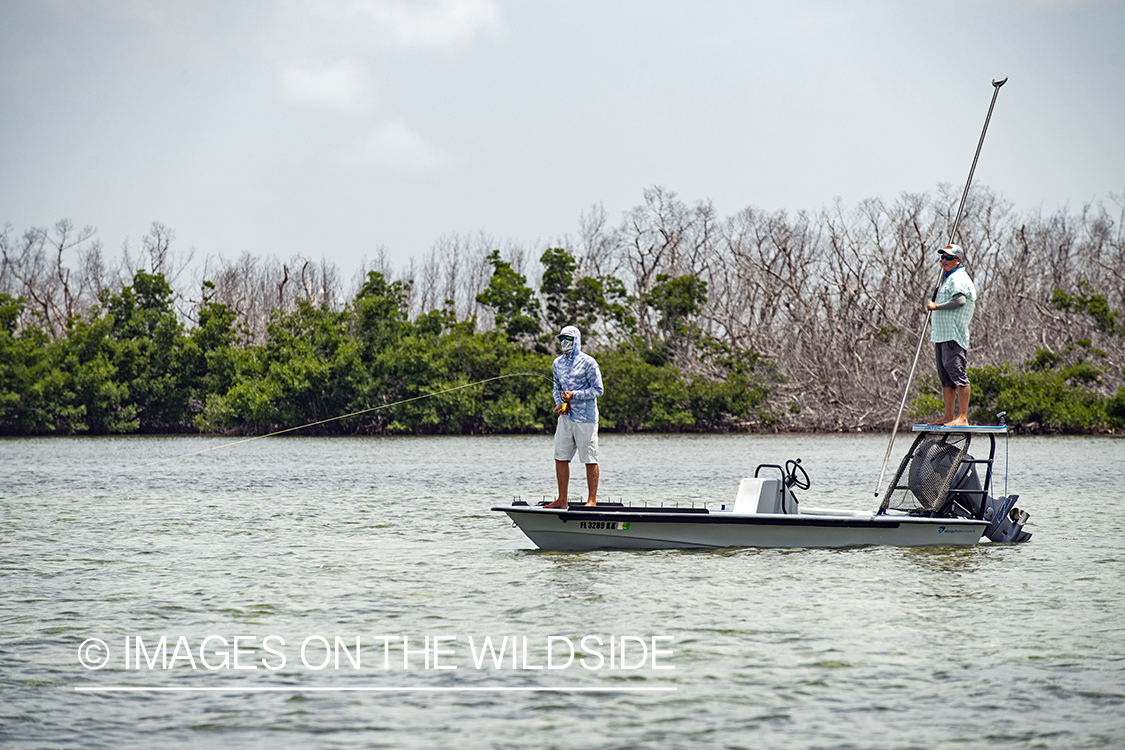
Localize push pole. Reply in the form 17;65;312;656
873;78;1007;499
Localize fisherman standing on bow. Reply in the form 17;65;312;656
544;326;604;509
927;244;977;426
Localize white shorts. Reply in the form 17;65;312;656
554;417;599;464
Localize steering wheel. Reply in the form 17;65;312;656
785;459;810;491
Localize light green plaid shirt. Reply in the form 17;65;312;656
930;266;977;350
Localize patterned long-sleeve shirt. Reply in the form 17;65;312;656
552;325;604;423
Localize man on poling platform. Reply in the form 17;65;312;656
927;243;978;426
544;325;604;509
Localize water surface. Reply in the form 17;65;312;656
2;433;1123;748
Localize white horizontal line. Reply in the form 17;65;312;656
74;686;677;693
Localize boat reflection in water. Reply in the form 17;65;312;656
493;425;1032;551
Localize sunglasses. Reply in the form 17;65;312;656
558;335;575;342
939;254;957;261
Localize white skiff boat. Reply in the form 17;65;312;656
493;425;1031;551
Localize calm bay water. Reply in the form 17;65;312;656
1;432;1123;749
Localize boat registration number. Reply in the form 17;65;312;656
579;521;630;530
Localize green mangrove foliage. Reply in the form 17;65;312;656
0;248;778;435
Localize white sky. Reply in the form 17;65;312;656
1;0;1123;275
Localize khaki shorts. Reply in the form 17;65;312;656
554;417;599;464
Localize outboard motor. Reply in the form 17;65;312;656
946;465;1032;543
981;495;1032;543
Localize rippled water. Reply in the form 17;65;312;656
2;433;1123;749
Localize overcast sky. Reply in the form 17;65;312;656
1;0;1122;275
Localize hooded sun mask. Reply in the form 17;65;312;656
558;325;581;356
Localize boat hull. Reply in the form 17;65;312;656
494;506;987;551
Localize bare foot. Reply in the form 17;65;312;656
946;418;969;426
585;499;597;507
543;499;568;509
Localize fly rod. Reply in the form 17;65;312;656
874;77;1007;498
7;371;563;500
